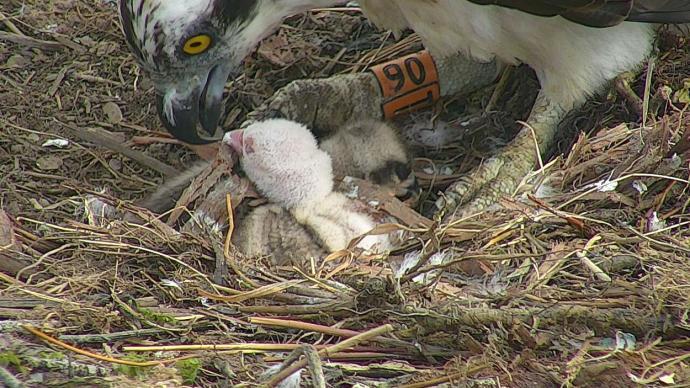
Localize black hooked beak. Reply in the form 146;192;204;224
155;64;233;145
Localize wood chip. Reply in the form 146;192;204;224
0;209;16;249
102;102;123;124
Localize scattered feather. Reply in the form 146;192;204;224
160;279;183;291
646;211;666;233
261;364;302;388
632;180;647;194
41;139;70;148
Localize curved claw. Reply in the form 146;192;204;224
434;157;505;216
434;93;568;222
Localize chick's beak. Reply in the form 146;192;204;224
223;129;245;156
155;63;234;145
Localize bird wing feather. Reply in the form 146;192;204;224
628;1;690;23
467;1;690;26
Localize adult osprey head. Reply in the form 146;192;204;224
118;0;690;145
117;0;340;144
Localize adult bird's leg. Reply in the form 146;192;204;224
434;91;568;220
243;51;501;137
243;71;385;136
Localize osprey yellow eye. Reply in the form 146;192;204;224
183;34;212;55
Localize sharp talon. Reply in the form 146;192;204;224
398;178;422;203
434;93;566;222
434;191;456;212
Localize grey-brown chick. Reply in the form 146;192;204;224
319;119;419;202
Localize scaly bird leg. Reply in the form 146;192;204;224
242;51;500;137
435;92;568;220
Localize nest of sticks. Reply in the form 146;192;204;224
1;1;690;386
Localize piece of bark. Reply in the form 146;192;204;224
337;177;432;229
0;210;38;280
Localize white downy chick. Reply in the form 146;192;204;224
225;119;392;263
227;118;333;209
